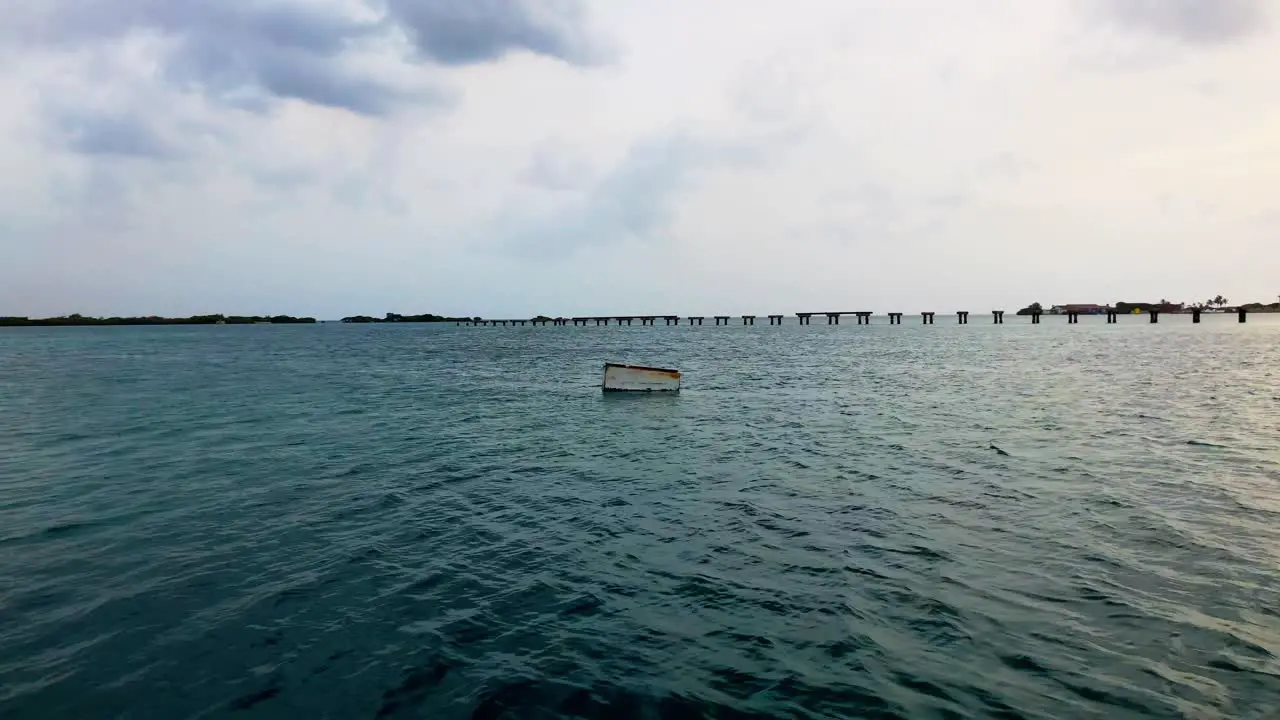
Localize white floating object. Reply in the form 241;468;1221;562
602;362;681;393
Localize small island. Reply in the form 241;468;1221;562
1015;296;1280;316
339;313;473;323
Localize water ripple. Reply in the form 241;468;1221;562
1;319;1279;718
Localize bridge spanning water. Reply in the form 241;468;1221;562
459;308;1247;326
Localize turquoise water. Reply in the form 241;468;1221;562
1;317;1278;719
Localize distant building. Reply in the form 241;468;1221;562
1064;304;1107;315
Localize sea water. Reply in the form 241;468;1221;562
1;316;1278;718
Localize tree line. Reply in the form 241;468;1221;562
340;313;475;323
0;314;317;326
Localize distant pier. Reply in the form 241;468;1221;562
458;308;1250;327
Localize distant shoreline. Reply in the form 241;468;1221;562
3;306;1278;328
0;315;318;327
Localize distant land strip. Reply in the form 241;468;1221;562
0;314;318;327
4;301;1279;328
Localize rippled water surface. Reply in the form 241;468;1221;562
2;317;1279;719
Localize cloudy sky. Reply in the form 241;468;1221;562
2;0;1277;318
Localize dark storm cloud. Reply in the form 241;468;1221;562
161;35;412;116
385;0;601;65
1096;0;1268;44
10;0;600;117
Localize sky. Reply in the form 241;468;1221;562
1;0;1277;319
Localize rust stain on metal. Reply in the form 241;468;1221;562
605;362;680;378
602;362;682;392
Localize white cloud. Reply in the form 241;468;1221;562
1;0;1278;318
